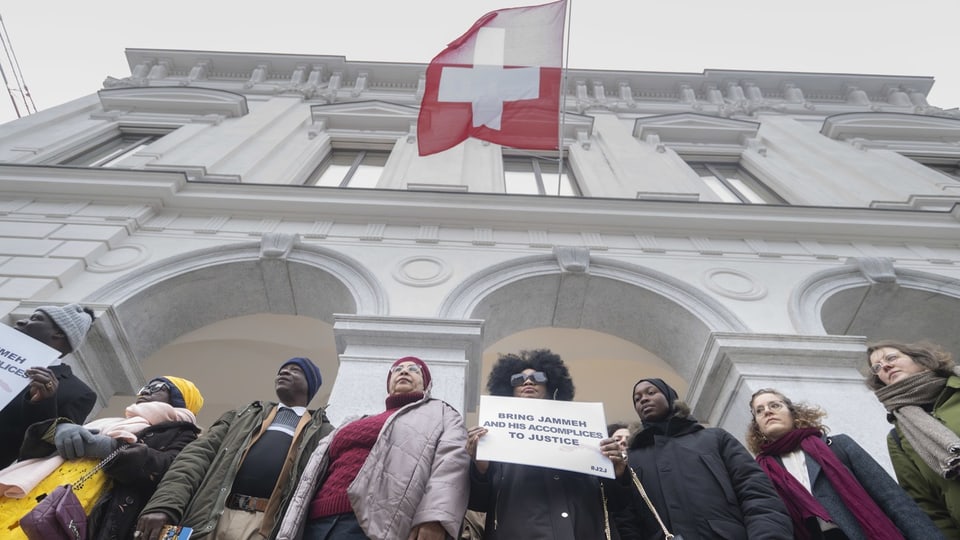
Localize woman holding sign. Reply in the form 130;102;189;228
466;349;621;540
277;356;469;540
611;378;792;540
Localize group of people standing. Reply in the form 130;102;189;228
1;304;959;540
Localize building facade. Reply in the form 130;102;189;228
0;49;958;466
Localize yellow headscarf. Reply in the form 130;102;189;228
155;376;204;415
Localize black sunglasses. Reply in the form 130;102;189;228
510;371;548;387
137;381;169;396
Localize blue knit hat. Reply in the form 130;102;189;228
280;357;322;402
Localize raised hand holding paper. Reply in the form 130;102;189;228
476;394;614;478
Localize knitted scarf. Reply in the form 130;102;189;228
874;368;960;479
756;428;903;540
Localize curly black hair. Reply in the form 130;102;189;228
486;349;575;401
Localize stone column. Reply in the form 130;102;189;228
686;333;894;471
327;314;483;426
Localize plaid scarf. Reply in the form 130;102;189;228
875;368;960;479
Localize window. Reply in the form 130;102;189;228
686;162;784;204
924;163;960;183
504;156;579;197
59;131;166;167
308;150;388;188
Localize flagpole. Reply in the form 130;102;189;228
557;0;572;196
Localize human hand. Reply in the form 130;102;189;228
135;512;173;540
407;521;446;540
600;436;628;477
465;426;489;474
55;423;95;460
26;366;58;402
84;433;119;459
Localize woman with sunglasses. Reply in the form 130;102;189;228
465;349;618;539
866;341;960;537
0;376;203;540
748;389;939;540
277;356;469;540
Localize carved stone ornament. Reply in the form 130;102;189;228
259;232;300;260
553;246;590;274
849;256;897;284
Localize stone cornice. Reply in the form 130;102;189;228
124;49;936;106
0;164;956;242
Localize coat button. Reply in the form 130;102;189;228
553;475;560;480
561;512;569;518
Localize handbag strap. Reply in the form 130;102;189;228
628;467;675;540
600;482;612;540
72;445;124;490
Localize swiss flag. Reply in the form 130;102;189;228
417;0;567;156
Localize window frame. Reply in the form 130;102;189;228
306;148;390;188
53;126;172;168
684;160;786;205
502;154;580;197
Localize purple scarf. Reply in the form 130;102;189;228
756;428;903;540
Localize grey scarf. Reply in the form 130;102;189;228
875;367;960;479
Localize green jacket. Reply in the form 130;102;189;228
888;375;960;539
140;401;333;538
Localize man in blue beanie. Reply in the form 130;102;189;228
138;357;333;540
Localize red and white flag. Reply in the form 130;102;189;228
417;0;567;156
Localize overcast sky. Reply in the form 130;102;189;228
0;0;957;124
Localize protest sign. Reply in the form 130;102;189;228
476;395;614;478
0;324;61;409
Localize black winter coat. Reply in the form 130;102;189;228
0;363;96;468
87;421;201;540
614;417;792;540
468;461;620;540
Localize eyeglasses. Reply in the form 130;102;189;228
510;371;548;387
137;381;169;396
870;352;906;374
390;363;422;374
752;400;786;417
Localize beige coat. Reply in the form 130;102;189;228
277;395;469;540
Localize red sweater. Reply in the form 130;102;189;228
309;392;423;519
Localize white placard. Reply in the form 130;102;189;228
0;324;62;409
476;395;615;478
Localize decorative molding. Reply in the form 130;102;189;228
87;244;151;273
701;268;767;301
472;228;495;246
259;232;299;260
850;256;897;284
528;230;552;248
392;256;452;287
416;225;440;244
553;246;590;274
634;112;760;146
821;112;960;142
97;87;248;117
360;223;386;241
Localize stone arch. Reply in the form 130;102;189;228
86;234;388;365
790;258;960;353
439;250;747;381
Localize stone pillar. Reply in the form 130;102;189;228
327;314;483;425
686;333;895;471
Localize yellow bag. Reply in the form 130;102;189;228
0;458;111;540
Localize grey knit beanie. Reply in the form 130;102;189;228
36;304;94;352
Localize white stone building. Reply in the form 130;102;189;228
0;49;958;466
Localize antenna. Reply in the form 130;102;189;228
0;12;37;118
